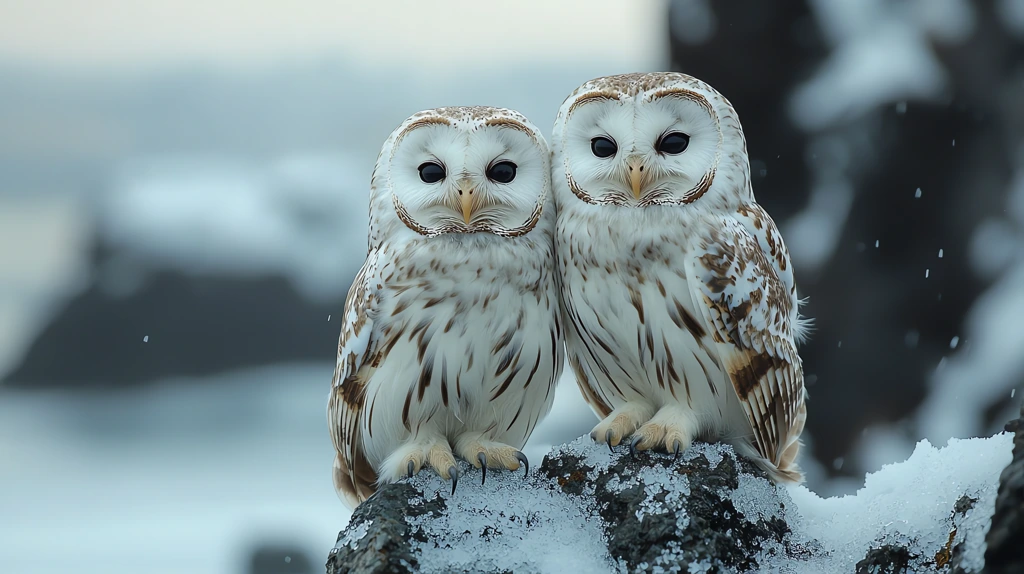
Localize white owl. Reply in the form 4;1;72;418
328;106;564;508
552;73;809;482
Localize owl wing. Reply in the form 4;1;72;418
688;203;806;481
328;248;383;508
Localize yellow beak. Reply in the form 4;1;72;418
627;156;645;200
457;179;475;224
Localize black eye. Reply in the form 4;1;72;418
591;137;617;158
418;162;445;184
487;161;517;184
657;132;690;155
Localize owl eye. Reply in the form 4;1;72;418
657;132;690;155
591;137;617;158
418;162;446;184
487;161;517;184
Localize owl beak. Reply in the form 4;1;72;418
457;179;475;224
626;156;645;200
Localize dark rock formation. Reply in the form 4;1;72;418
3;239;343;389
668;0;1024;480
325;435;1009;573
983;402;1024;574
856;544;915;574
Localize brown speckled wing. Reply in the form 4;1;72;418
689;206;806;480
328;250;382;508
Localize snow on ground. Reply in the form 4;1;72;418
0;363;347;574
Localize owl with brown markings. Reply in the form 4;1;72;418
329;107;563;508
552;72;810;482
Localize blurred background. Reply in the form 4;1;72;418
1;1;1022;572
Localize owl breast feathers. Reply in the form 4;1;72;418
328;106;564;508
552;72;809;483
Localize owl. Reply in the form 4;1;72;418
328;106;564;508
552;73;809;482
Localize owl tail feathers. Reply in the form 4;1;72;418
333;451;377;510
731;439;805;484
770;438;805;483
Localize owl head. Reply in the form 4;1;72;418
369;106;551;245
552;72;751;211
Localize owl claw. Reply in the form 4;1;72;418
606;429;615;452
515;451;529;477
407;460;415;479
672;439;683;460
630;435;642;457
478;452;487;485
448;466;459;496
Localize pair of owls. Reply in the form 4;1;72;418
328;72;809;508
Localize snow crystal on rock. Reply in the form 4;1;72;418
549;434;621;475
336;519;370;551
731;472;791;525
405;463;613;574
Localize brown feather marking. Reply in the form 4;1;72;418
680;303;707;340
492;328;515;355
417;355;434;401
694;353;717;396
391;298;411;316
523;352;542;390
495;348;516;377
628;285;645;324
423;295;446;308
730;350;775;396
491;351;523;400
367;392;376;437
401;387;414;432
440;356;449;407
569;355;613;418
506;402;525;432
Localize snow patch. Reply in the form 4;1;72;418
778;434;1012;573
406;469;612;573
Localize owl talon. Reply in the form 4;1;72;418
515;451;529;477
448;465;459;495
478;452;487;485
407;460;415;479
606;429;615;452
672;439;683;460
630;435;642;457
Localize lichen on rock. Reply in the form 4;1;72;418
326;428;1016;574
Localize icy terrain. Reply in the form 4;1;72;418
330;432;1013;573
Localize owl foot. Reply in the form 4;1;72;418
630;405;699;456
589;401;656;449
381;439;459;494
454;435;528;485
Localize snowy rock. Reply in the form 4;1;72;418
983;403;1024;574
327;429;1014;574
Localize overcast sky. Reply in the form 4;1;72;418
0;1;667;70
